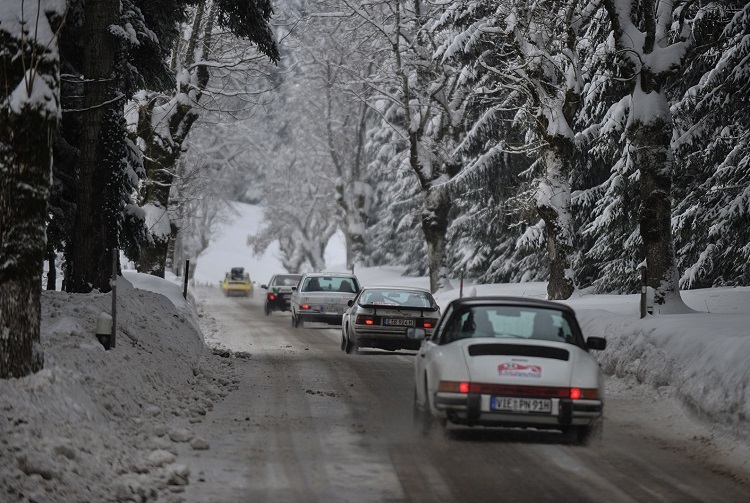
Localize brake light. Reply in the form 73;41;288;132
300;304;310;310
268;294;276;300
570;388;581;400
422;321;433;329
438;381;470;394
356;315;379;325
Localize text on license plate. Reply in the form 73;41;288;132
492;396;551;413
319;305;339;313
383;318;414;326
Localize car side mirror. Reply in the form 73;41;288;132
406;328;426;340
261;284;268;289
292;286;297;291
347;299;354;307
586;336;606;351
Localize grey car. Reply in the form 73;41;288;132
341;286;440;353
290;272;360;328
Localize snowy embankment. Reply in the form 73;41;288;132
0;272;238;502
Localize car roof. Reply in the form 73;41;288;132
361;285;432;294
446;296;576;315
301;272;357;278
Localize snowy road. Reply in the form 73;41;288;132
180;286;750;502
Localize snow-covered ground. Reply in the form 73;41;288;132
2;201;749;501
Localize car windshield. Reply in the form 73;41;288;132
441;306;583;346
301;276;358;293
272;275;301;287
360;289;436;309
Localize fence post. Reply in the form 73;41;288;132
459;267;465;298
640;266;647;319
183;260;190;299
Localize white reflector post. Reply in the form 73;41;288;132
96;312;113;350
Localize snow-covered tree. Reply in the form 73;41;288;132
0;0;65;377
338;0;467;293
440;0;609;299
602;0;694;310
672;2;750;289
133;0;279;277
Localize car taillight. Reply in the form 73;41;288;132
300;304;310;310
438;381;470;394
570;388;581;400
268;294;276;300
422;321;433;328
355;315;378;325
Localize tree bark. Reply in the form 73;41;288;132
68;0;119;293
537;145;576;300
421;189;451;294
0;6;64;377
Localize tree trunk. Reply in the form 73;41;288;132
46;244;57;290
629;75;681;306
421;189;452;294
68;0;119;293
0;6;64;377
537;147;575;300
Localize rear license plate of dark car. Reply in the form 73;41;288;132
383;318;414;326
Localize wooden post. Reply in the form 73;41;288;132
183;260;190;299
640;266;647;319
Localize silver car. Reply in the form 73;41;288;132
290;272;360;328
341;286;440;353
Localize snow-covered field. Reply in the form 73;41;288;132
2;201;749;501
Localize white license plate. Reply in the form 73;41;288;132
319;305;339;314
383;318;414;326
492;397;551;413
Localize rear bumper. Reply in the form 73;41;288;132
434;392;603;428
266;294;292;311
352;326;431;350
297;313;343;325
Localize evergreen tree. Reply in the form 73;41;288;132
0;0;65;377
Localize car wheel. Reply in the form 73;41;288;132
264;303;270;316
344;332;357;354
413;382;434;436
564;422;599;446
292;312;302;329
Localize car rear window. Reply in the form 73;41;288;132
272;275;301;287
441;306;583;347
301;276;358;293
360;289;436;309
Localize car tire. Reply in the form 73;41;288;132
413;383;433;436
564;422;599;446
264;303;270;316
344;332;357;354
292;312;302;329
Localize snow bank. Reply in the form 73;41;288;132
0;273;238;502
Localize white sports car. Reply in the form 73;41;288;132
409;296;606;444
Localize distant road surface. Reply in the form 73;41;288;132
178;287;750;502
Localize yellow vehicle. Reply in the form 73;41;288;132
221;267;254;297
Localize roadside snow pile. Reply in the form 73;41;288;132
0;274;239;503
581;309;750;440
